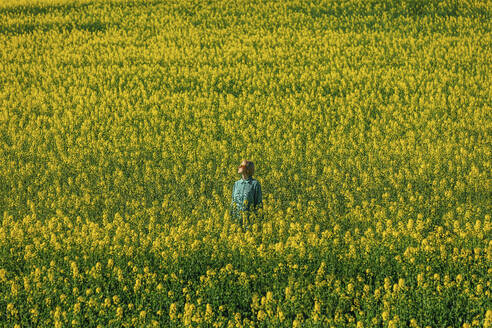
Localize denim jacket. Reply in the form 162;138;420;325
230;176;262;227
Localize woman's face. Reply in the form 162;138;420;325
238;161;248;175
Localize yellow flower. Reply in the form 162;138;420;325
277;309;285;322
73;303;81;314
7;303;15;316
107;258;114;268
417;273;424;286
374;288;381;299
257;310;266;321
485;310;492;328
169;303;178;321
347;283;354;294
0;269;7;282
205;304;213;321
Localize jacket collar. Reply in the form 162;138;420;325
241;176;253;183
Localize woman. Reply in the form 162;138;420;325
230;159;263;230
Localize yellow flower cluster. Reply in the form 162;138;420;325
1;208;490;326
0;0;490;327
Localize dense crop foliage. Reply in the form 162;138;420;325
0;0;491;326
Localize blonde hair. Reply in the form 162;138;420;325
240;159;255;176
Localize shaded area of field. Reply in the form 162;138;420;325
0;21;109;35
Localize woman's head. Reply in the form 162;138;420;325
238;160;254;176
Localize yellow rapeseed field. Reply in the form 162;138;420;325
0;0;490;327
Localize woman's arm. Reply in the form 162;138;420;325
255;182;262;209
